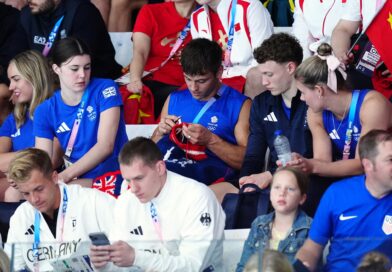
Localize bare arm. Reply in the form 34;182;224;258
127;32;151;93
0;137;14;173
151;95;173;142
52;137;65;170
308;109;332;162
183;99;251;169
292;93;391;176
58;107;121;182
289;108;362;176
331;19;360;64
296;239;324;272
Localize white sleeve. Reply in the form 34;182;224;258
92;190;116;232
248;0;273;50
292;0;313;59
5;213;27;271
190;13;200;39
340;0;361;22
133;188;225;271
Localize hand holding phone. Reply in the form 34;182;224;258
89;232;110;246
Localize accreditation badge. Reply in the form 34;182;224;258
63;155;74;169
382;215;392;235
355;41;381;77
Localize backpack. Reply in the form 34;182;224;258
263;0;295;26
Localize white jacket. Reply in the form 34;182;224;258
293;0;346;59
340;0;386;30
103;171;226;272
191;0;273;78
5;183;115;271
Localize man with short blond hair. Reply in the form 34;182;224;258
5;148;115;271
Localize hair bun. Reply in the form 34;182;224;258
317;43;333;57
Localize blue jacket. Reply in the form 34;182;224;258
236;210;312;271
240;90;312;177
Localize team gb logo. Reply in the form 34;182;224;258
382;215;392;235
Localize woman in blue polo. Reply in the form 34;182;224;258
34;37;128;197
0;50;54;201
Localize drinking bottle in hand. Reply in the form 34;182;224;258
273;130;291;166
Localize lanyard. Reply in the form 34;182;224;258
42;16;64;57
192;86;225;124
150;202;163;242
145;20;192;76
342;90;360;160
33;186;68;271
223;0;237;67
65;87;90;157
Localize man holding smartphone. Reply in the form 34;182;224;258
90;137;225;271
5;148;115;271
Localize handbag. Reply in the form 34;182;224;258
222;183;270;229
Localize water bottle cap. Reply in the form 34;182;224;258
274;130;282;136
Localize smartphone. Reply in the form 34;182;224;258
89;232;110;246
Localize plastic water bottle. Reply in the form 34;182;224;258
273;130;291;167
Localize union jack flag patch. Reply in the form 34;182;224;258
93;170;122;197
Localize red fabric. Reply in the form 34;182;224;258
210;8;227;60
299;0;304;11
366;0;392;100
211;177;225;184
119;85;156;124
133;2;190;86
222;76;246;93
169;122;208;161
366;0;392;73
372;69;392;100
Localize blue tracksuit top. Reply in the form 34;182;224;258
240;90;313;177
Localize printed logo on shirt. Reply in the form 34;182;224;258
24;224;35;235
60;29;67;39
33;36;46;45
200;213;212;226
165;158;196;168
130;226;144;236
329;129;340;140
207;116;219;131
263;112;278;122
339;214;358;221
11;129;21;138
353;125;361;142
86;106;97;121
72;218;77;229
161;36;176;47
210;116;218;123
102;87;117;99
56;122;71;133
382;215;392;235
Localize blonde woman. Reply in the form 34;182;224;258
0;50;57;201
292;43;391;178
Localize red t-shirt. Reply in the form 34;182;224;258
133;2;191;86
